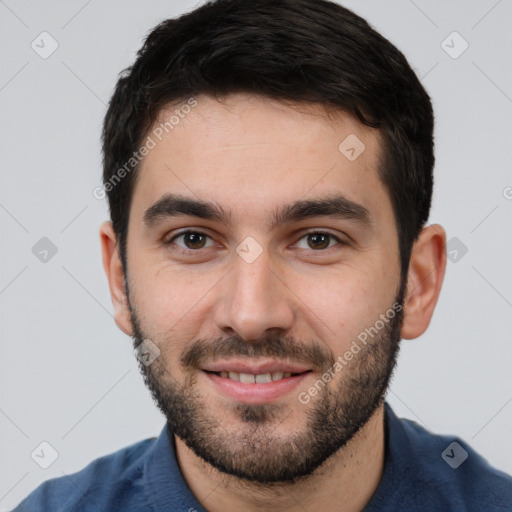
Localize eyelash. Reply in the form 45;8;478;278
166;230;345;254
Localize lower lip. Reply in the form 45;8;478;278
203;371;311;404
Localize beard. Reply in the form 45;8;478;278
129;279;406;484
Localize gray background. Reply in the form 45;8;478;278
1;0;511;509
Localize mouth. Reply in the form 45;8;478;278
204;370;310;383
200;361;314;403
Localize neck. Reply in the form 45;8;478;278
174;404;386;512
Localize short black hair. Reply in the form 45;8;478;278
101;0;434;279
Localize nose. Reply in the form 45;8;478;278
213;252;296;342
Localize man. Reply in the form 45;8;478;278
13;0;512;510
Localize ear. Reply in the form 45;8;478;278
401;224;447;340
100;221;133;336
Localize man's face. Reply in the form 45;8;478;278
124;93;404;482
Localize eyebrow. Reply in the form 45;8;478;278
143;193;372;230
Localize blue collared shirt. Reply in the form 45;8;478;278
12;403;512;511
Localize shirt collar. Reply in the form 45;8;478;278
143;423;207;511
362;402;412;510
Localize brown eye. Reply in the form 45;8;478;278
307;233;331;249
295;232;342;251
185;232;206;249
169;231;213;250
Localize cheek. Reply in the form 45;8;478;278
128;256;222;336
291;266;396;350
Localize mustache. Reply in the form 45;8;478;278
180;333;336;373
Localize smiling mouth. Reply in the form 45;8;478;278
204;370;312;384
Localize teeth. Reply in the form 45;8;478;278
240;372;256;384
218;371;295;383
255;373;272;383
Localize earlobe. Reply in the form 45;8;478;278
401;224;447;340
99;221;133;336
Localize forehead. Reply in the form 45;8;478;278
130;93;391;229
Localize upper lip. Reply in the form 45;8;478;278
201;359;312;375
